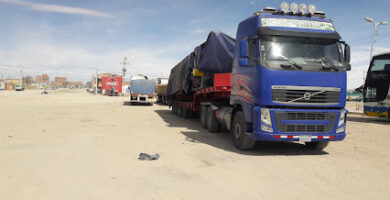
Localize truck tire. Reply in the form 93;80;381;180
172;105;176;114
178;106;183;117
232;111;255;150
183;107;192;119
200;105;208;129
305;141;329;151
207;106;220;133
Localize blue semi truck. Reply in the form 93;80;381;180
168;3;351;150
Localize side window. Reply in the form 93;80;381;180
371;59;390;71
248;39;257;66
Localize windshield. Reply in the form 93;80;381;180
364;58;390;102
260;36;344;71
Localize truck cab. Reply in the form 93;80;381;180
230;4;351;149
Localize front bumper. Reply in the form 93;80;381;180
249;107;347;141
130;94;154;104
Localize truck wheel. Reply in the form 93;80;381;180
178;106;183;117
172;105;176;114
232;111;255;150
305;141;329;151
207;106;220;133
200;105;208;129
183;108;192;119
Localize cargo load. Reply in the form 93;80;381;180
167;31;235;96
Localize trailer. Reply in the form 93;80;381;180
101;76;122;96
130;79;156;105
168;3;351;150
156;78;168;104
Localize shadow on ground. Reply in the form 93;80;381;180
154;109;328;156
123;101;153;106
348;115;390;125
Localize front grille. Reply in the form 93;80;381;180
286;112;326;120
140;97;146;101
274;111;337;133
272;87;340;104
285;124;326;133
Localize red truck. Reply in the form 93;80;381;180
101;76;122;96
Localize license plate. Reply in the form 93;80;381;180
299;135;312;142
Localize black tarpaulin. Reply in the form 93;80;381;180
167;31;235;96
167;53;195;95
196;31;235;73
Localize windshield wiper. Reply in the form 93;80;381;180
320;58;339;72
276;55;303;70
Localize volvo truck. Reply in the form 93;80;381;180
167;3;351;150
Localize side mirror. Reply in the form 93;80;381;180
240;39;248;58
384;64;390;72
344;43;351;63
341;41;351;71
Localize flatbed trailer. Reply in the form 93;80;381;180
170;73;231;115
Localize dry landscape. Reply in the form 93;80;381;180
1;89;389;200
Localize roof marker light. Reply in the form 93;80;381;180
308;4;316;15
299;4;307;14
314;11;326;18
280;2;289;12
290;2;298;13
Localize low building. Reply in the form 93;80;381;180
36;74;50;85
0;80;5;90
54;77;67;88
3;79;22;90
68;81;83;88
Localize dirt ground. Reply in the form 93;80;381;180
1;89;389;200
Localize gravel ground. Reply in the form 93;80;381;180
1;89;389;200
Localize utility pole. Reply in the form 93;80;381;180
365;17;388;59
121;57;129;78
20;70;24;88
95;68;98;95
363;70;367;84
120;57;129;96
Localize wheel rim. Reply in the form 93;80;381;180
234;123;241;138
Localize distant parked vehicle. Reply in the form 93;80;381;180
41;89;48;94
15;84;25;91
156;78;168;104
130;79;155;105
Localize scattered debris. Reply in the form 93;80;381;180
138;153;160;161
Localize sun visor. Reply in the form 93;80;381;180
257;27;341;40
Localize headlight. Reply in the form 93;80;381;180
290;2;298;13
261;108;272;126
280;2;289;12
336;126;345;133
338;110;347;127
308;4;316;14
261;124;273;132
299;4;307;14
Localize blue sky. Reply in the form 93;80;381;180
0;0;389;89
